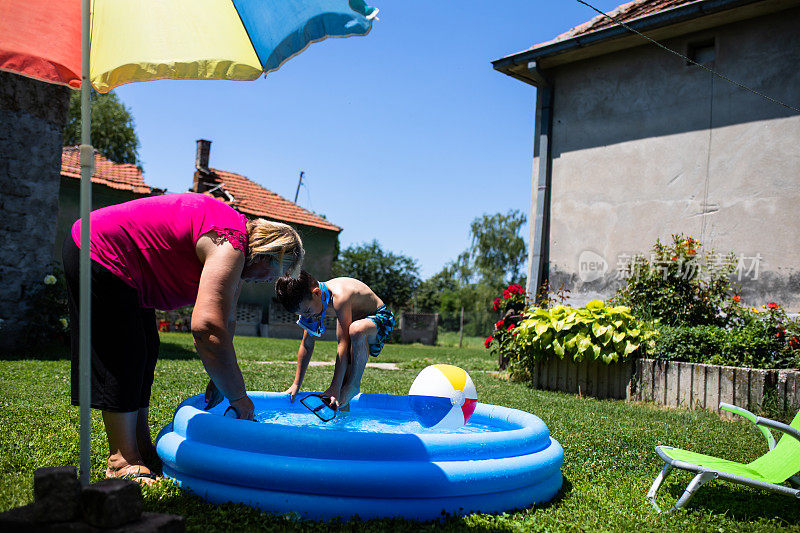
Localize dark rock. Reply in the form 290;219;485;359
0;502;37;532
33;466;81;522
80;479;143;528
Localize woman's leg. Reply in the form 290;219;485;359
63;236;158;484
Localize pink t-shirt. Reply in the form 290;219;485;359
71;193;247;310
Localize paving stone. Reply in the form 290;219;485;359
34;466;81;522
80;479;143;528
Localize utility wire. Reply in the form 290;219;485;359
575;0;800;114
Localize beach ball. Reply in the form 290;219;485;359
408;364;478;429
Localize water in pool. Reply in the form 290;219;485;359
253;407;497;434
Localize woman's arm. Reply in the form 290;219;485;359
192;234;253;419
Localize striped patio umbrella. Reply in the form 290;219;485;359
0;0;378;485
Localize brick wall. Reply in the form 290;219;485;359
0;71;70;351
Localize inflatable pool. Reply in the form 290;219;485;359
156;392;563;521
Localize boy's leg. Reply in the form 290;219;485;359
340;318;379;405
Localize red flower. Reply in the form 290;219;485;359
777;328;785;339
502;290;511;299
495;320;505;329
688;249;697;255
493;297;501;311
789;337;799;349
732;295;741;302
506;324;516;331
671;256;678;261
767;302;779;309
484;336;493;349
507;284;524;295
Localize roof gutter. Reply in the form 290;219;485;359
527;62;553;302
492;0;784;85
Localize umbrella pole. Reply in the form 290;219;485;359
78;0;93;488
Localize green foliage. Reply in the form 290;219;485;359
412;265;459;312
460;209;527;289
332;240;420;310
63;91;141;166
503;301;656;378
413;210;528;337
652;311;800;370
650;325;727;363
611;234;738;327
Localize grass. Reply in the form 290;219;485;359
2;333;799;532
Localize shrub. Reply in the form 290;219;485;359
650;325;726;364
504;301;656;379
610;234;738;327
486;284;528;367
21;268;70;347
650;305;800;369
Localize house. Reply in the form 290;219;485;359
191;139;342;339
55;146;162;262
57;141;342;340
492;0;800;310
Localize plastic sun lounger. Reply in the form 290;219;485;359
647;402;800;513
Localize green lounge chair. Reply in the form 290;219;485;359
647;402;800;512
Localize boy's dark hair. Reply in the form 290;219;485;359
275;270;318;313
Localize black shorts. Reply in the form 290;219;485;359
62;236;159;412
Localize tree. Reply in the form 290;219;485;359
464;210;528;289
412;210;528;336
63;91;140;165
332;240;420;310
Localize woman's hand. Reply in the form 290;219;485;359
204;379;224;410
284;382;301;403
228;395;255;420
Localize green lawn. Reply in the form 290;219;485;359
1;334;798;532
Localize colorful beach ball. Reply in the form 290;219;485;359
408;364;478;429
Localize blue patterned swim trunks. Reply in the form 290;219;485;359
366;305;394;356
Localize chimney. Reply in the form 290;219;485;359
196;139;211;172
193;139;213;193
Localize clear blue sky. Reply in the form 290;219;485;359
114;0;623;280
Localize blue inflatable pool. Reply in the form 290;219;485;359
156;392;563;521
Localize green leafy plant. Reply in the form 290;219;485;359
610;234;738;327
505;301;656;379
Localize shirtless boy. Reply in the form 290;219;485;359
275;270;394;409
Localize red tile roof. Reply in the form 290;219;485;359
61;146;156;195
537;0;698;48
203;168;342;233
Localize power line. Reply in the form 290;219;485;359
575;0;800;114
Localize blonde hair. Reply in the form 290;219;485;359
245;219;304;277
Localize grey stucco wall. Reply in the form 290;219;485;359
0;72;71;350
537;7;800;310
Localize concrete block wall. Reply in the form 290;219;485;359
0;72;70;352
